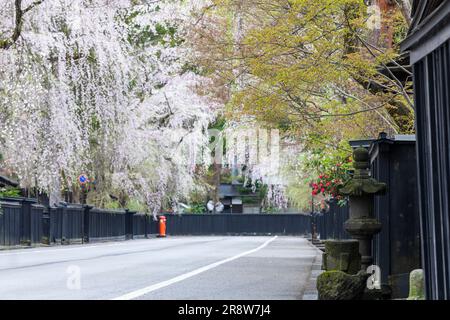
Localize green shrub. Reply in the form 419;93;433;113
186;203;206;214
104;200;120;210
221;174;233;184
127;198;147;212
0;187;21;198
237;186;253;194
264;206;280;214
242;196;261;205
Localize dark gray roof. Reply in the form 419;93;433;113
410;0;445;32
393;134;416;142
349;139;373;149
350;133;416;152
0;175;19;187
401;0;450;61
218;184;242;198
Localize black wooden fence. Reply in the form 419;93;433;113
31;204;45;244
88;208;126;242
0;200;21;246
1;199;161;246
163;214;311;236
1;197;312;247
49;206;84;243
315;199;350;241
133;212;153;239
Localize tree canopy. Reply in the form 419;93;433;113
0;0;415;212
188;0;413;209
0;0;218;213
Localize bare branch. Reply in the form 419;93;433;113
23;0;44;14
0;0;45;50
394;0;412;27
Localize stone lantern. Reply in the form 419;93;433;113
340;147;386;270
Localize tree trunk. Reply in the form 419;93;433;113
213;163;221;202
49;179;61;207
395;0;412;26
372;0;397;49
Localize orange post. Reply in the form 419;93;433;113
158;215;166;238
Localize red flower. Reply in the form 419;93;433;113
321;188;325;193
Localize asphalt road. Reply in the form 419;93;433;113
0;236;319;300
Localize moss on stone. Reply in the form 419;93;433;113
323;240;360;274
317;270;370;300
407;269;425;300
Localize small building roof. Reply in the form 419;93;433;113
393;134;416;142
401;0;449;63
350;133;416;152
218;184;242;198
410;0;446;32
0;175;19;188
231;198;242;205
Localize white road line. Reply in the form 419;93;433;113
112;236;278;300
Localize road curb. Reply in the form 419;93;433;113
0;244;52;251
302;240;324;300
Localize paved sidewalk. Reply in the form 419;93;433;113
301;241;324;300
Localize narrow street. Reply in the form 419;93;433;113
0;236;320;300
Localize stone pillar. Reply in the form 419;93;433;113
407;269;425;300
340;148;386;270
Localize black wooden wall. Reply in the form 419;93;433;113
370;137;422;298
401;0;450;300
413;44;450;299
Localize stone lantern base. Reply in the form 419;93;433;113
322;240;361;275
